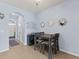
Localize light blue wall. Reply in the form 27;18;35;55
1;0;79;56
37;0;79;55
0;2;36;51
0;9;9;52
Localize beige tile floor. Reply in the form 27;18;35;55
0;44;79;59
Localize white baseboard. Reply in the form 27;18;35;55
60;49;79;57
0;48;9;53
24;42;27;45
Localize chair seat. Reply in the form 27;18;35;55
41;41;54;46
36;40;43;43
41;41;48;44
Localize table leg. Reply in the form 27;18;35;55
48;38;53;59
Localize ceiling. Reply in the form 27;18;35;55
0;0;64;13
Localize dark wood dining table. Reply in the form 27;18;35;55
41;34;54;59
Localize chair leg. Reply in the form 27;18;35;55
34;45;36;50
38;42;41;51
34;41;37;50
57;42;59;51
43;45;45;54
39;43;43;53
34;42;41;51
53;44;57;54
41;44;45;54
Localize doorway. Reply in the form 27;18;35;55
8;12;25;48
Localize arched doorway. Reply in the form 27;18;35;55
8;12;25;47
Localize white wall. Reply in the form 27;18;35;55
37;0;79;56
0;2;36;52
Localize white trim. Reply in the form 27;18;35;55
24;43;27;45
0;48;9;53
60;49;79;57
24;42;27;45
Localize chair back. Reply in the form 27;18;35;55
34;32;44;40
50;33;59;42
54;33;59;40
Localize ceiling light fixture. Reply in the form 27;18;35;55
35;0;41;6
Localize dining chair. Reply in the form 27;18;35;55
40;33;60;54
34;32;44;51
53;33;60;54
39;34;54;54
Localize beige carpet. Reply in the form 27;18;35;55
0;44;79;59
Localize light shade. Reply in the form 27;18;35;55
34;0;41;6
